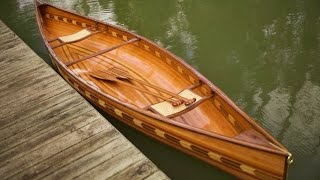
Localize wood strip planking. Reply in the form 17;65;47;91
0;20;168;180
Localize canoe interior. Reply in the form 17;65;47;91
38;5;281;148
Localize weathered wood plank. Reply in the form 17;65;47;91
0;104;92;154
41;136;132;180
144;171;170;180
108;159;160;180
0;20;168;180
75;146;146;180
0;119;106;179
0;75;65;109
0;89;80;129
13;128;118;179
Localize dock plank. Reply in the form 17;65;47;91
0;20;168;180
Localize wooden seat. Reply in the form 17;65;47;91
48;28;105;49
149;89;212;118
58;29;91;43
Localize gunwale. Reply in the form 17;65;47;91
34;1;290;156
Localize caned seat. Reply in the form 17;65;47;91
149;89;204;118
58;29;91;43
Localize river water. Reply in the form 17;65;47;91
1;0;319;179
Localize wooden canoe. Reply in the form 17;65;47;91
34;1;292;179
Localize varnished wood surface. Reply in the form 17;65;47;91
0;20;168;180
35;1;292;179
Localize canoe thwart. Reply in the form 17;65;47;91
65;38;140;66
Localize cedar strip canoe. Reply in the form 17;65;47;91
34;1;292;179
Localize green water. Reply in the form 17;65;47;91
1;0;319;179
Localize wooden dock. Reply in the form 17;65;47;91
0;20;168;180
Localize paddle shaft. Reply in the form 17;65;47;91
128;77;191;102
110;78;179;103
107;67;192;102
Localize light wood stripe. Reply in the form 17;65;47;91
166;58;172;65
228;114;236;125
114;109;123;117
240;164;256;175
154;129;165;138
208;151;222;162
144;45;149;51
214;99;221;108
155;51;160;57
133;119;143;128
98;99;106;106
180;140;192;150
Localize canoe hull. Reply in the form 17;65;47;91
50;56;288;180
35;1;291;178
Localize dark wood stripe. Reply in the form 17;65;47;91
141;123;156;134
103;104;114;112
190;145;209;157
221;157;241;169
219;105;228;117
122;113;134;123
89;95;99;102
78;86;85;93
234;121;245;132
117;33;123;39
164;134;180;144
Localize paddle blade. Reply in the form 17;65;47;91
107;67;132;80
89;71;117;81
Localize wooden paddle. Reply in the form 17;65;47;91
106;67;196;105
89;70;185;106
97;67;196;106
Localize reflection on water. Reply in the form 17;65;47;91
1;0;320;179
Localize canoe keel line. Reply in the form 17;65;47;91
35;0;292;179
